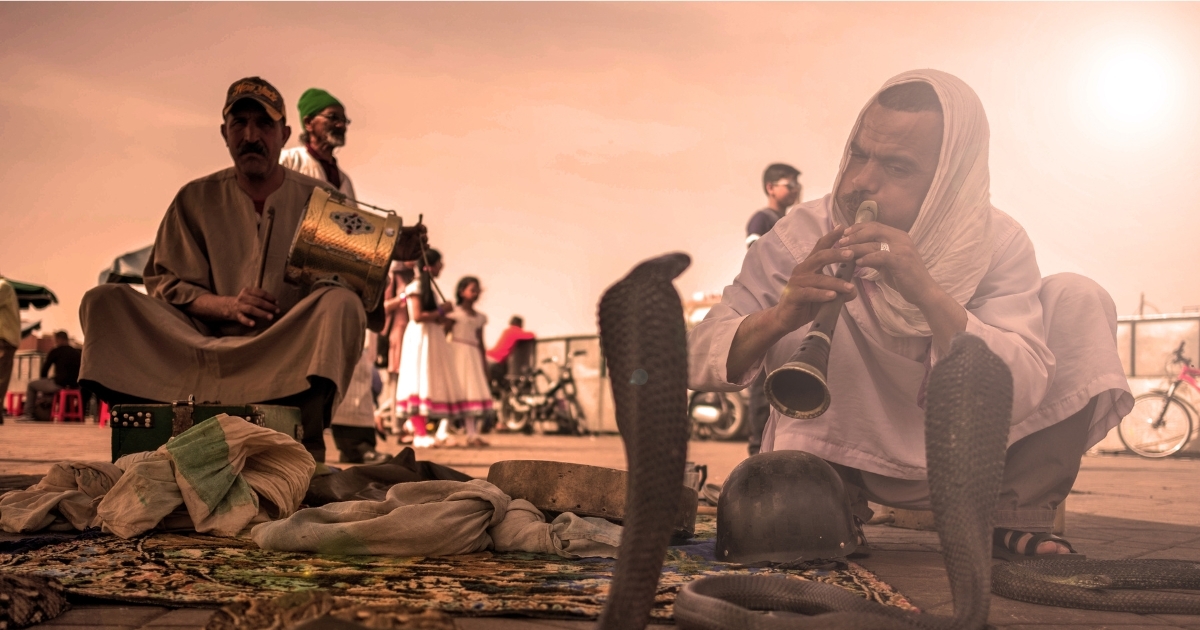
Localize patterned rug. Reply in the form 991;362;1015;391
0;516;917;620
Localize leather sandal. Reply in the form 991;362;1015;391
992;527;1085;561
848;516;871;559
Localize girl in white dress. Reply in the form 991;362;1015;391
393;249;460;448
448;276;493;447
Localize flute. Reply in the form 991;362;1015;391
763;200;877;419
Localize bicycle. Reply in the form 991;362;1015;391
1118;340;1198;458
495;349;588;436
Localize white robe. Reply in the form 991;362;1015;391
689;199;1069;480
689;198;1131;480
331;333;379;428
281;145;365;422
279;146;356;199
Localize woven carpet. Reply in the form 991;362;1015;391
0;516;917;620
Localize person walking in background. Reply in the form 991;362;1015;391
448;276;493;448
25;331;82;421
279;88;356;198
378;261;416;431
744;163;803;455
394;249;460;448
0;274;18;425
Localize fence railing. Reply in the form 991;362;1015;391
1116;313;1200;378
529;334;617;433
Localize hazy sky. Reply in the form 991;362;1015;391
3;2;1198;343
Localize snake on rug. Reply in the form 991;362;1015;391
593;253;1200;630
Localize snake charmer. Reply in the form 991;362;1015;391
687;69;1133;560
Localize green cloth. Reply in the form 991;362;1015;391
297;88;342;121
0;279;19;347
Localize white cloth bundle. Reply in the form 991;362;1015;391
251;478;622;559
0;415;314;538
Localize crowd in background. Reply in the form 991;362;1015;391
331;250;537;462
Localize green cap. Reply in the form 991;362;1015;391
297;88;343;121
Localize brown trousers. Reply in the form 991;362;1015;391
835;396;1097;531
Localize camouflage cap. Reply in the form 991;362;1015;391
222;76;285;122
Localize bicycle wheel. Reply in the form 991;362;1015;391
1119;393;1193;458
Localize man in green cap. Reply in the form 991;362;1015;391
280;88;356;199
282;87;375;462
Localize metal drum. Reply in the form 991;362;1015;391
285;187;401;311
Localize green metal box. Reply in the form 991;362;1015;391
109;400;302;461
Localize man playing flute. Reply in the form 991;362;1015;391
688;70;1132;559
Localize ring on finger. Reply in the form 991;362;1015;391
879;242;890;253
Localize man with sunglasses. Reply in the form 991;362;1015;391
280;88;356;199
281;88;379;461
745;163;802;248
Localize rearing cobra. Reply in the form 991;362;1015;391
595;252;1200;630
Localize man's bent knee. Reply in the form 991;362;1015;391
313;287;367;327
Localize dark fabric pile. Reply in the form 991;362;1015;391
304;447;471;506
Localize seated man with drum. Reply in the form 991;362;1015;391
688;70;1132;560
80;77;419;463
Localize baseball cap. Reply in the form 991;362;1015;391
223;77;286;122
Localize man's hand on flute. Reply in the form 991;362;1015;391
836;221;966;356
726;227;858;382
836;222;933;308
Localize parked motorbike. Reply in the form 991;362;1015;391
687;389;747;440
495;350;588;436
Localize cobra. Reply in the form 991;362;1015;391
594;253;1200;630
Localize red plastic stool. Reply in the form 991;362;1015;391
98;401;111;427
4;391;24;416
52;389;84;423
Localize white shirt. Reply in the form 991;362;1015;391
279;146;356;199
688;195;1056;480
331;332;378;428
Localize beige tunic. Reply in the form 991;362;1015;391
279;146;356;199
80;167;365;404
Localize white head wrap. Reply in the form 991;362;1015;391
831;69;993;338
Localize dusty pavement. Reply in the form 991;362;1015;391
1;421;1199;629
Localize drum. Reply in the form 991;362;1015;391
285;187;401;311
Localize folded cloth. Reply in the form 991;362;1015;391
4;415;315;538
0;462;123;533
96;451;183;538
252;479;622;559
165;414;315;536
490;498;623;558
304;447;471;506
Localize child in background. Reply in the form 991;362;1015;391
394;249;460;448
447;276;493;447
377;262;416;438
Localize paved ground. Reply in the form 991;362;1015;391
1;420;1198;629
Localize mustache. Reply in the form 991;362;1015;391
238;142;267;156
837;191;865;216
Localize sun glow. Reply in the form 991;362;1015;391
1081;42;1180;138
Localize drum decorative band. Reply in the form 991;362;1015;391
285;187;402;311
